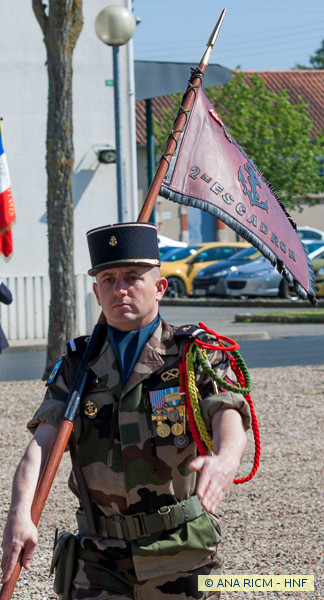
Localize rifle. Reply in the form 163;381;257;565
0;11;225;599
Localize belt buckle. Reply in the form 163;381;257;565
125;512;147;540
109;515;124;539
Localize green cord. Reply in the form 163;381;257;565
194;343;252;395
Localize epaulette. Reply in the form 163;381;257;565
172;324;208;340
66;335;91;357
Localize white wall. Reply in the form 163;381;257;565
0;0;134;280
0;1;136;338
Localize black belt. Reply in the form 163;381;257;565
76;495;204;541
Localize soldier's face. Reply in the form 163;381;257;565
93;265;167;331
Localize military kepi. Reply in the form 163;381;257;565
87;222;161;276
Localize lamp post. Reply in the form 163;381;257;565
95;5;136;223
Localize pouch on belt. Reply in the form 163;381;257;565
50;529;78;600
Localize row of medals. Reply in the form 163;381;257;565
151;390;189;448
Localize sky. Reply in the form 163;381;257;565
132;0;324;71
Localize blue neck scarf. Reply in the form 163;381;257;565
107;313;161;386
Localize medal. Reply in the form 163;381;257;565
168;408;180;422
171;422;184;436
174;434;189;448
151;407;168;425
157;423;171;438
84;399;98;419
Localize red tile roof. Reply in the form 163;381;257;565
136;70;324;145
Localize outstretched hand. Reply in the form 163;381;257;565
189;454;238;514
189;408;248;514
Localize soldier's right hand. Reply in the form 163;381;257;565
1;513;38;583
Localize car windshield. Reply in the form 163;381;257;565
228;245;261;261
161;245;201;262
297;229;324;240
303;241;324;254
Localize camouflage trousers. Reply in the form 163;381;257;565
71;535;222;600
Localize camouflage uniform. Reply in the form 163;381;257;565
28;319;251;600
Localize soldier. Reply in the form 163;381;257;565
1;222;251;600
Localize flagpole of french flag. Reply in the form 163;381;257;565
0;120;16;258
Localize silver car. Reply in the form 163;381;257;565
194;244;324;300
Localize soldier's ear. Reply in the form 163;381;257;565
93;282;101;306
155;277;168;300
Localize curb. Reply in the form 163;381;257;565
161;298;324;308
235;314;324;324
4;339;47;353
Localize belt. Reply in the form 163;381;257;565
76;495;204;541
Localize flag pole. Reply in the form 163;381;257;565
137;9;226;223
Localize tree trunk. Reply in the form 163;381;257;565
32;1;83;378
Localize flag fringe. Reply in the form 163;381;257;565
160;185;317;306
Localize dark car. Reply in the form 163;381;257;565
192;245;258;296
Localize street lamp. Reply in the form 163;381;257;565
95;5;136;222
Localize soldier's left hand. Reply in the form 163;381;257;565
189;454;238;514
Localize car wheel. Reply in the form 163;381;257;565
166;276;186;297
279;279;299;301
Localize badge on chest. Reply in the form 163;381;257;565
149;387;189;448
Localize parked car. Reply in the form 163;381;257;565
298;240;324;254
159;246;183;259
297;226;324;241
158;235;188;260
161;242;250;296
158;234;187;248
313;248;324;298
193;245;259;297
193;244;324;300
161;245;203;263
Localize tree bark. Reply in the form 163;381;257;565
32;1;83;378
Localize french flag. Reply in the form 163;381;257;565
0;123;16;258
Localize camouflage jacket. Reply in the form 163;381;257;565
28;319;251;580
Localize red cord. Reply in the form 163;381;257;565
229;356;261;484
179;323;261;484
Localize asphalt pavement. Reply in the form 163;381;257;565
1;304;323;381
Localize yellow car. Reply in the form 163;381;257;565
161;242;250;296
313;251;324;298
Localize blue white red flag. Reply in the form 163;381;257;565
0;122;16;258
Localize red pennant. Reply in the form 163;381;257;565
160;87;316;305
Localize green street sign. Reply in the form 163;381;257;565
105;79;114;87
